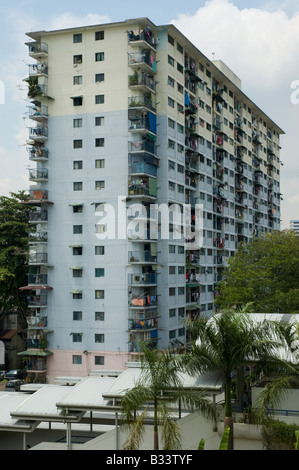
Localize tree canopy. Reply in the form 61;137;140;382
0;191;29;318
216;230;299;312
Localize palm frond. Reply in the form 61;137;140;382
122;407;149;450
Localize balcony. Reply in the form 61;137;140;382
27;81;49;100
129;162;157;177
26;315;48;328
129;72;156;93
29;146;49;162
128;176;157;200
29;231;48;244
28;209;48;224
128;27;156;50
28;252;48;265
128;251;157;264
28;41;48;58
28;274;48;286
128;140;157;156
128;272;157;285
128;52;157;73
28;63;48;77
28;189;50;203
129;291;158;308
29;168;48;183
129;94;156;112
27;294;48;308
185;93;198;116
29;105;48;121
129;108;156;136
29;126;48;142
128;316;158;332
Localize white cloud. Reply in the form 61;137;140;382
171;0;299;91
49;13;111;31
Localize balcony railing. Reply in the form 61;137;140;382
29;105;48;120
29;232;48;244
129;162;157;177
26;316;48;328
128;140;157;156
28;42;48;56
27;295;48;308
129;72;156;92
129;118;156;134
128;28;156;49
128;52;157;72
129;95;156;112
28;63;48;76
29;169;48;182
29;147;49;162
29;210;48;223
28;189;49;201
128;251;157;264
28;83;49;99
128;317;158;331
128;184;157;199
29;253;48;264
29;126;48;140
128;273;158;285
28;274;48;285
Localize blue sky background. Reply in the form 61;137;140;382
0;0;299;227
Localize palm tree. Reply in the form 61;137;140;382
184;307;296;450
121;344;216;450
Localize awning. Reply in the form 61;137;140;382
69;267;83;270
69;203;83;207
20;285;53;291
70;290;82;294
17;350;53;357
0;329;17;340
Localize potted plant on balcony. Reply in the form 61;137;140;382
129;71;139;86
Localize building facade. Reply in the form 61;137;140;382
21;18;283;382
290;220;299;235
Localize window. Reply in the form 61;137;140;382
73;247;83;255
73;311;82;321
168;97;175;108
169;287;175;296
178;286;185;295
73;161;83;170
177;83;183;94
169;245;176;253
95;138;105;147
178;246;184;254
178;266;185;274
73;55;82;65
73;182;83;191
95;268;105;277
177;43;183;54
95;159;105;168
72;292;82;299
73;269;82;278
95;334;105;343
73;96;83;106
73;118;82;128
95;224;106;234
169;330;176;339
95;31;104;40
73;33;82;43
95;290;105;299
95;311;105;321
169;309;176;318
95;246;105;255
72;355;82;364
95;180;105;190
168;118;175;129
95;116;104;126
73;76;82;85
95;52;105;62
168;55;175;67
95;94;104;104
73;140;82;149
169;266;176;274
72;333;82;343
169;181;175;191
95;73;105;83
73;225;83;234
168;34;174;46
168;160;175;171
95;356;105;365
177;63;183;74
168;76;175;88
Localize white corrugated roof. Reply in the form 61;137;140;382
55;376;117;409
0;392;38;431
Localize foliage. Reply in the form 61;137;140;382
217;230;299;312
121;344;216;451
261;419;299;450
295;430;299;450
198;426;230;450
184;306;296;449
0;191;29;319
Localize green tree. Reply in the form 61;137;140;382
121;344;216;450
0;191;29;326
184;307;296;450
217;230;299;312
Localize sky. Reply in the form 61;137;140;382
0;0;299;228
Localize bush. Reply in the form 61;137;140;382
261;419;299;450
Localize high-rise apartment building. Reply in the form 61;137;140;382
21;18;283;382
290;220;299;235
